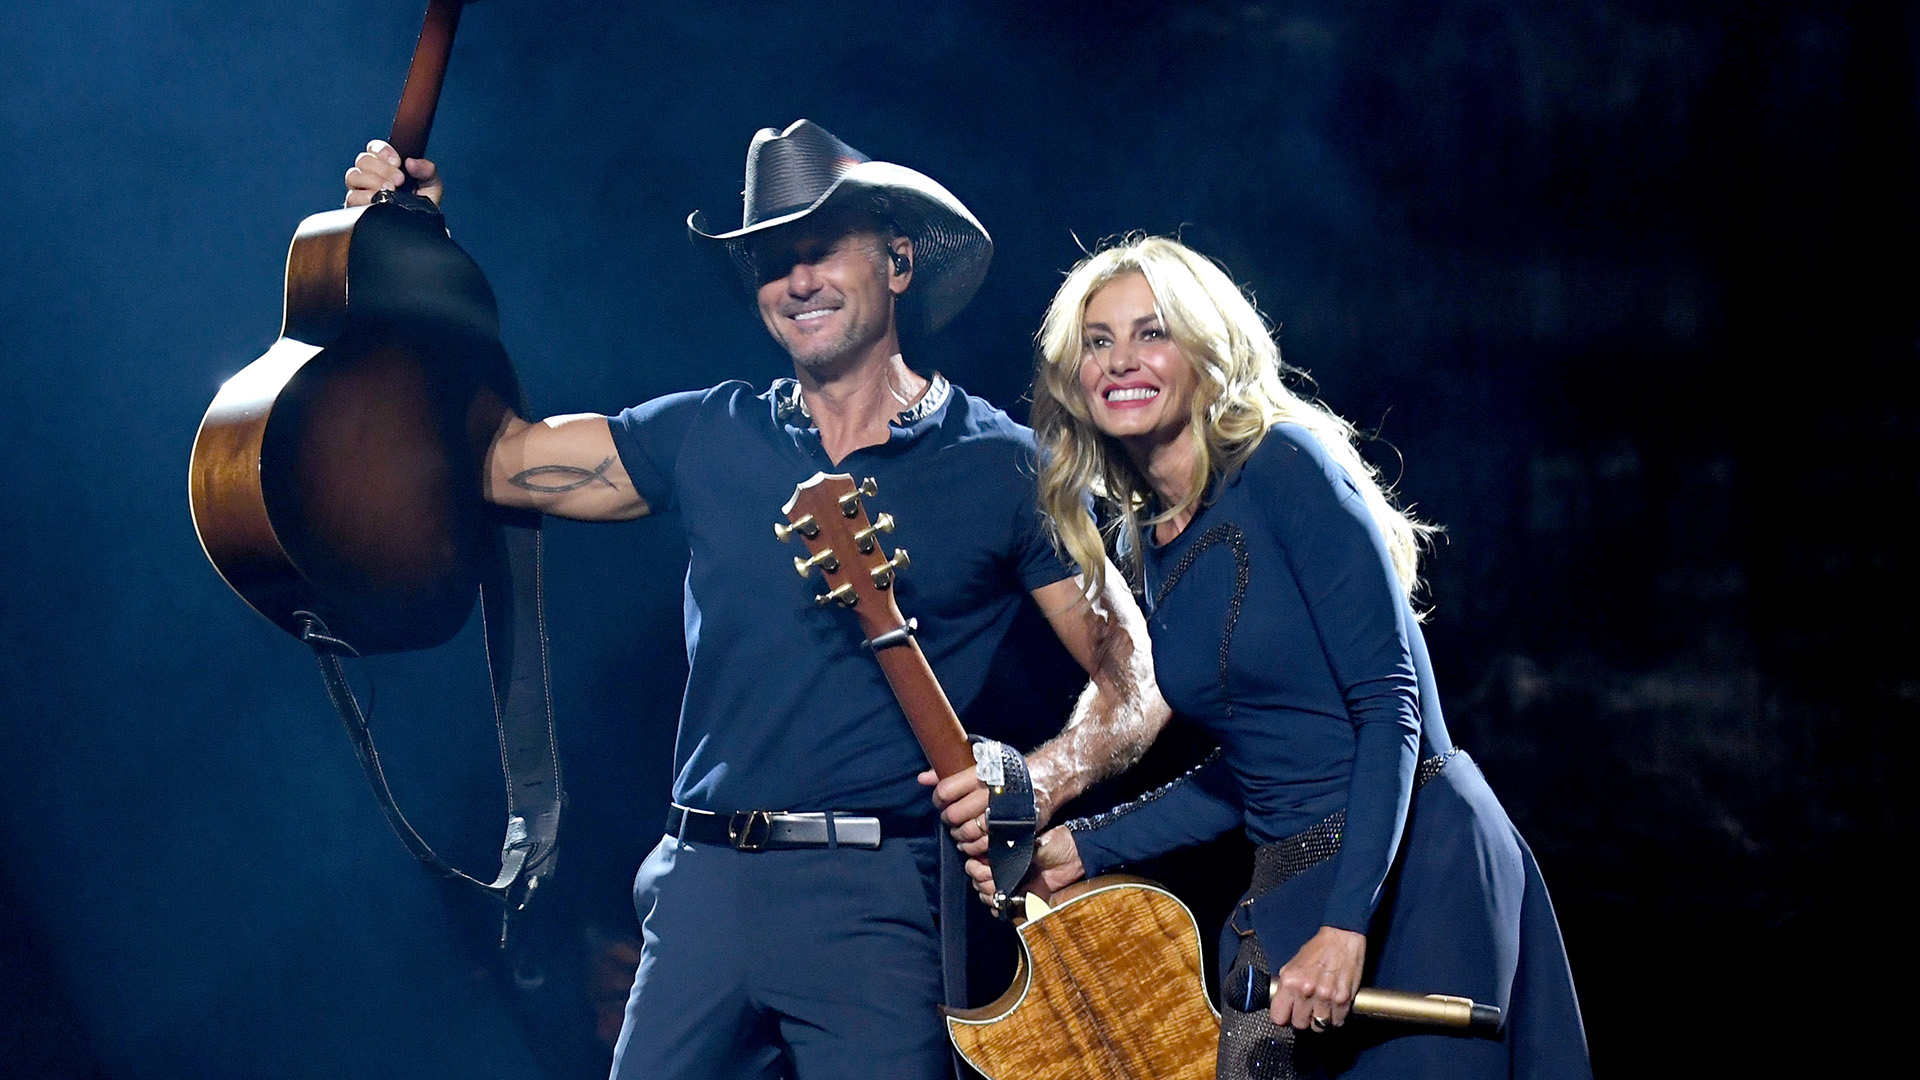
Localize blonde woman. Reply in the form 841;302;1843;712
1014;236;1590;1079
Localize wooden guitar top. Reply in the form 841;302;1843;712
945;876;1221;1079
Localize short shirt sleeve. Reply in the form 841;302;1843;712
606;389;712;514
1012;497;1077;593
998;433;1077;592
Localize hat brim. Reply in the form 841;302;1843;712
688;161;993;333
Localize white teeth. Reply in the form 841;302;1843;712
793;309;833;322
1106;387;1159;402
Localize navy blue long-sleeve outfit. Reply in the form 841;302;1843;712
1069;424;1590;1078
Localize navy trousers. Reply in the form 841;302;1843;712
609;832;951;1080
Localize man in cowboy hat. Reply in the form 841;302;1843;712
346;120;1167;1078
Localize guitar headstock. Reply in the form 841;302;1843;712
778;472;911;643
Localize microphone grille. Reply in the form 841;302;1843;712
1224;964;1269;1012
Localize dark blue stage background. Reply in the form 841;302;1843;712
3;2;1913;1077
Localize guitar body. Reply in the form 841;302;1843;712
190;197;519;654
944;876;1221;1079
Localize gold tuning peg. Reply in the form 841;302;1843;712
853;512;896;553
774;514;819;544
870;548;910;589
793;549;840;578
814;583;857;607
838;477;881;518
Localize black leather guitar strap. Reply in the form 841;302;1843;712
970;737;1038;920
298;511;562;922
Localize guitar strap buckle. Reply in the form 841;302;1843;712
728;810;777;852
860;618;918;651
1228;900;1258;939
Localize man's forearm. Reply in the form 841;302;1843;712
1027;577;1170;826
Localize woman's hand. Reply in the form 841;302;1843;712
1029;828;1087;897
1270;926;1366;1031
965;825;1084;906
345;139;444;208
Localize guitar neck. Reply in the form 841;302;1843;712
871;636;975;779
778;471;975;779
388;0;465;161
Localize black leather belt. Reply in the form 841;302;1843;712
666;804;929;852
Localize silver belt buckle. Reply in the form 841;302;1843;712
728;809;777;851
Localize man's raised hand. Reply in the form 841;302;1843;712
344;138;443;208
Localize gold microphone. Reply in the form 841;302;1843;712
1223;965;1503;1034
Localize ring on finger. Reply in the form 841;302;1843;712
1309;1015;1329;1032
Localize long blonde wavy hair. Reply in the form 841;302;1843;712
1031;235;1436;602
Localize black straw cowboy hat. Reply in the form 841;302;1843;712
688;119;993;332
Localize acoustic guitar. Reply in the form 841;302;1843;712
189;1;559;908
779;473;1221;1079
189;0;516;656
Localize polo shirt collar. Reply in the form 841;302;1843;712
771;372;952;431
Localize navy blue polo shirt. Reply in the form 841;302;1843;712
608;375;1073;822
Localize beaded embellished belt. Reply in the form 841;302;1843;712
1233;748;1458;925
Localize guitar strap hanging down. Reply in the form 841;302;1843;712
297;513;562;924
